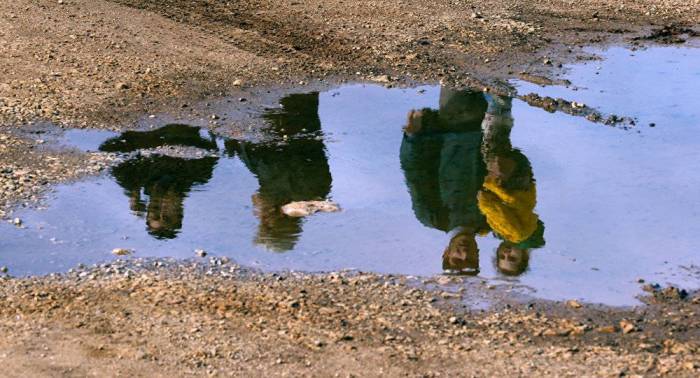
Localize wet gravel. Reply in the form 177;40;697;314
0;131;119;219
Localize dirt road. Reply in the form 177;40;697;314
1;0;698;127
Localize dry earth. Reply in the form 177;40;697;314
1;0;700;376
1;0;698;127
0;260;699;377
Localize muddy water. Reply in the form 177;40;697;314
1;45;699;305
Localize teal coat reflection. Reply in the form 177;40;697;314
400;90;488;233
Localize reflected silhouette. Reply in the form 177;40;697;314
401;89;544;276
100;125;219;239
479;95;545;276
225;93;332;251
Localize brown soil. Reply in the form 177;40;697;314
0;261;699;377
1;0;698;128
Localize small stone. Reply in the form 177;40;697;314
372;75;391;83
195;249;207;257
543;328;571;337
0;266;7;273
620;320;637;334
115;82;129;90
281;200;340;217
12;218;21;226
232;79;242;86
566;300;582;309
112;248;133;256
596;326;617;334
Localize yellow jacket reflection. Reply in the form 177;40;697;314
401;90;544;276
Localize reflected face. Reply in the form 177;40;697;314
496;244;529;276
404;109;425;136
486;156;517;182
443;233;479;274
146;189;184;239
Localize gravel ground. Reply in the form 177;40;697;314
1;0;697;127
0;260;698;377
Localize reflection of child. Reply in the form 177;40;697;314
478;95;544;275
101;124;220;240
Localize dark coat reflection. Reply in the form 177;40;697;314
100;125;218;239
401;89;544;276
226;93;332;251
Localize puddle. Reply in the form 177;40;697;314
2;45;699;305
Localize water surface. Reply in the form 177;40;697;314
1;45;699;305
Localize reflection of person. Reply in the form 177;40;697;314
401;89;544;276
100;125;219;239
225;93;332;251
478;95;545;276
400;89;489;275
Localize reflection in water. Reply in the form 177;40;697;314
100;125;219;239
401;89;544;276
226;93;332;251
96;90;540;270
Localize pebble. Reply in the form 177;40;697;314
195;249;208;258
281;200;340;217
619;320;637;334
112;248;133;256
372;75;391;83
596;325;617;334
